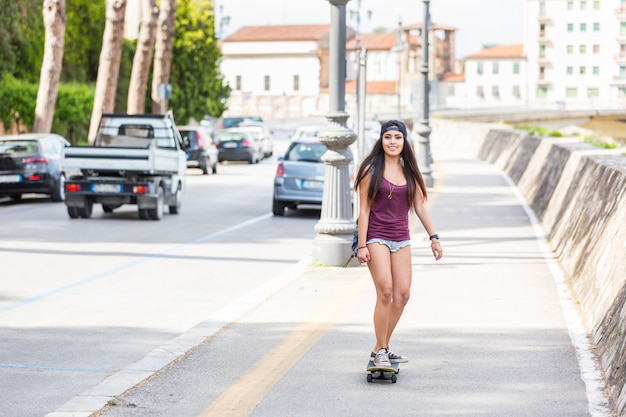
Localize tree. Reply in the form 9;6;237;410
33;0;66;133
127;0;158;114
62;0;105;83
87;0;127;143
170;0;229;123
151;0;176;114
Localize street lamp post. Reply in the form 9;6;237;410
412;0;434;187
391;19;406;120
312;0;357;267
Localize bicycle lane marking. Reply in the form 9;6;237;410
0;213;272;315
197;270;371;417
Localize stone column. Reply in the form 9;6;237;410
312;0;357;266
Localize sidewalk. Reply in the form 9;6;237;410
84;155;611;417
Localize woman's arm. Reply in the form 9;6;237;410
356;173;372;263
413;186;443;261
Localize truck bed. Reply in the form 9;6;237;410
63;145;182;175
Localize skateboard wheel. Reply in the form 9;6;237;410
391;374;397;383
367;374;373;383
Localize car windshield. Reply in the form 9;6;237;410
286;142;326;163
0;140;39;155
223;117;263;129
219;132;246;142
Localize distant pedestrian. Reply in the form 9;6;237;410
353;119;443;368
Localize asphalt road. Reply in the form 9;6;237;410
0;137;318;417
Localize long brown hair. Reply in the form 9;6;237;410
354;120;427;212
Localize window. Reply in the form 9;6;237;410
567;1;574;10
593;0;600;9
448;85;455;96
540;1;546;14
235;75;241;91
622;22;626;36
539;44;546;57
580;23;587;31
537;86;548;98
477;62;483;75
293;75;299;91
540;66;546;79
540;23;546;37
477;86;484;97
567;23;574;32
513;63;520;74
588;88;599;97
593;44;600;53
580;66;586;75
264;75;270;91
567;66;573;75
566;87;578;97
581;0;587;9
593;23;600;31
567;45;574;54
619;87;626;98
593;66;599;75
492;86;500;97
493;62;499;74
580;45;587;53
513;85;520;98
620;66;626;79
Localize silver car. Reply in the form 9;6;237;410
272;136;353;216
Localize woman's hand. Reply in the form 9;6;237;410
357;246;370;264
431;241;443;260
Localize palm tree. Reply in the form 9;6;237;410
88;0;127;143
151;0;176;114
127;0;158;114
33;0;66;133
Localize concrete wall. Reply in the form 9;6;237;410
429;118;626;416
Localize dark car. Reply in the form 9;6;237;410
0;133;70;202
178;125;218;174
216;128;263;164
272;136;354;216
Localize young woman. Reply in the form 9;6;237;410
354;120;443;368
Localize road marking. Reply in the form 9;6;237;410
198;272;370;417
0;213;272;314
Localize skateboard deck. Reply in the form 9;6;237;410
366;360;399;383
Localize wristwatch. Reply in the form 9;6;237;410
429;234;440;240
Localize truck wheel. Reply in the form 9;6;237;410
148;186;164;220
169;189;181;214
78;200;93;219
102;204;115;213
67;207;79;219
138;208;150;220
51;174;65;202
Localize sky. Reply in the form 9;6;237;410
217;0;526;58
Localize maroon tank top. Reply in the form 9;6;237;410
367;178;411;242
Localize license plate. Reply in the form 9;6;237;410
301;180;323;189
0;174;21;183
91;184;122;193
223;142;237;148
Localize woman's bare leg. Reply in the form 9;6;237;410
367;243;393;352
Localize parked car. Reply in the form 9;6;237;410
216;128;263;164
178;125;218;174
0;133;70;202
217;115;264;130
236;122;274;158
272;136;353;216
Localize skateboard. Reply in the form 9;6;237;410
366;360;399;383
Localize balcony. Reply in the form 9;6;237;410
615;54;626;64
538;11;552;24
611;76;626;86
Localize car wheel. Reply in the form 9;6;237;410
272;198;286;216
138;208;150;220
148;186;164;220
51;174;65;202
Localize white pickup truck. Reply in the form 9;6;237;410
62;112;186;220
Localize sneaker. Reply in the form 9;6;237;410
371;349;408;363
373;348;391;368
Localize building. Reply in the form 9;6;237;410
219;23;457;120
444;44;527;109
525;0;626;109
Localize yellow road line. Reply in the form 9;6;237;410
198;271;370;417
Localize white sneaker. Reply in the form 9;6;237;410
373;348;391;368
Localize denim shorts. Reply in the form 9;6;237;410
366;238;411;253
